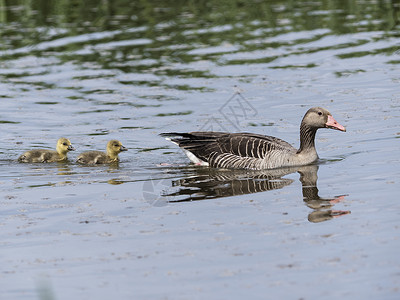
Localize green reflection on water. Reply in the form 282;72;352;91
1;1;398;49
155;110;193;117
336;45;400;59
0;120;21;124
35;101;59;105
0;0;398;87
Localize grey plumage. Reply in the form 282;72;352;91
161;132;296;169
161;107;346;170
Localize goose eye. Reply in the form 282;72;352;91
63;143;68;146
318;111;322;116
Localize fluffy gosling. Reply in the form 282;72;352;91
76;140;127;164
18;138;75;163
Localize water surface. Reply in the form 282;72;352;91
0;1;400;299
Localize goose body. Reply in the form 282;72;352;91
18;138;75;163
161;107;346;170
77;140;127;164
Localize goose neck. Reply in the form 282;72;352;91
298;123;317;153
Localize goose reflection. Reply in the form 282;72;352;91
163;164;350;223
298;165;350;222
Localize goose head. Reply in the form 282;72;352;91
302;107;346;132
106;140;128;158
56;138;75;155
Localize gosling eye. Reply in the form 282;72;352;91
317;111;322;116
63;142;68;146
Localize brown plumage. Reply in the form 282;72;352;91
161;107;346;170
76;140;127;164
18;138;75;163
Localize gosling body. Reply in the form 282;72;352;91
18;138;75;163
77;140;127;164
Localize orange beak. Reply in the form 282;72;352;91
326;115;346;132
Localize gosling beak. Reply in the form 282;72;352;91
325;115;346;132
120;145;128;152
68;145;76;151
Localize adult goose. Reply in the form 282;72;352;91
161;107;346;170
18;138;75;163
76;140;127;164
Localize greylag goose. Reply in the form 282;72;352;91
161;107;345;170
76;140;127;164
18;138;75;163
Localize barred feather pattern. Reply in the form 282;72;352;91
161;107;345;170
297;123;317;154
162;131;305;170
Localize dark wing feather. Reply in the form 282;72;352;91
160;132;228;162
161;132;295;164
215;133;293;159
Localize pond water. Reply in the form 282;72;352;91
1;1;400;299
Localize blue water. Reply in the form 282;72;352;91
0;1;400;299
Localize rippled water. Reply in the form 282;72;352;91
1;1;400;299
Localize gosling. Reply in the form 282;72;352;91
76;140;127;164
18;138;75;163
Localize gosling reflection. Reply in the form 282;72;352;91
165;165;350;223
56;162;72;176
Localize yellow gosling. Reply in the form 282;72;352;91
18;138;75;163
77;140;127;164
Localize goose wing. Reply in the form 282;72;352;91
161;132;296;169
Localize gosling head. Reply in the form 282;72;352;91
302;107;346;132
56;138;75;155
106;140;127;159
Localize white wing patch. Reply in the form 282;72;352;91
165;137;178;145
183;150;209;166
